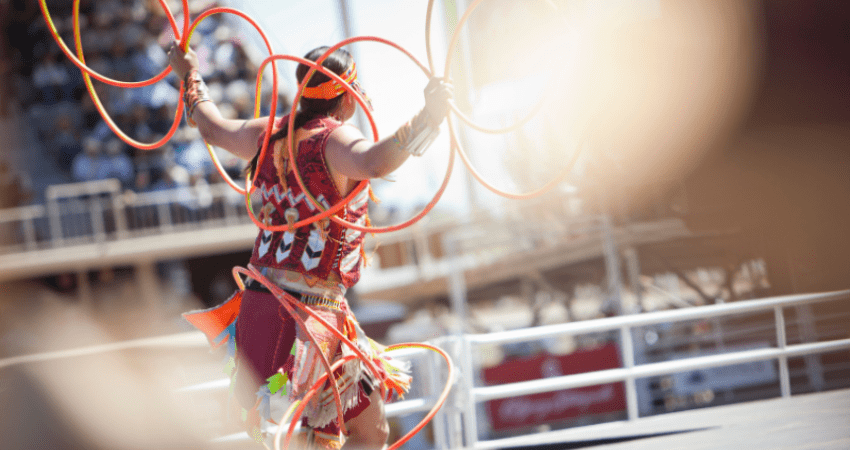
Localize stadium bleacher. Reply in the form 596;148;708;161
5;0;279;205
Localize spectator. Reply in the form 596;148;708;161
129;104;153;142
188;170;213;220
151;162;190;192
119;20;146;51
32;49;71;105
107;40;134;81
72;137;107;182
134;141;171;190
132;34;167;81
100;138;135;187
52;115;83;172
228;84;253;118
79;93;102;133
149;104;175;136
176;136;213;176
231;41;257;80
85;51;112;83
151;162;193;224
10;0;267;205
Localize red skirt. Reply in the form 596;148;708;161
234;286;372;431
184;275;411;449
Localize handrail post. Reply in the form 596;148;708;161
620;326;639;421
426;342;449;450
158;201;173;233
112;191;128;239
47;197;64;247
795;304;825;392
601;215;623;315
445;337;464;449
774;305;791;398
90;195;105;243
461;334;478;448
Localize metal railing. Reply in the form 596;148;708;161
1;290;845;448
170;290;849;449
0;179;251;254
445;289;850;450
0;179;625;289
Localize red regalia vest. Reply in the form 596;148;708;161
249;115;369;288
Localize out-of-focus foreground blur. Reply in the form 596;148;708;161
0;0;848;449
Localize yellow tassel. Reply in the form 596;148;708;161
368;183;380;204
360;245;370;268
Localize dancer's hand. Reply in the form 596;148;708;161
423;76;454;126
167;40;200;81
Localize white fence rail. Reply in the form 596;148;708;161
0;179;252;253
446;289;850;450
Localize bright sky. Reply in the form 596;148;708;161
221;0;665;217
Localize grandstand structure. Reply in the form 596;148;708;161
2;0;846;315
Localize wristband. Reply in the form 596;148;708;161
392;108;440;157
183;69;212;127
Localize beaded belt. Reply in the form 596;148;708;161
300;293;342;311
259;267;346;301
246;280;343;312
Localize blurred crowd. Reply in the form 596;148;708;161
3;0;287;202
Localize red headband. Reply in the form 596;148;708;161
301;63;357;100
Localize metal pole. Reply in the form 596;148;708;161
620;326;639;421
444;232;477;447
427;343;449;450
90;195;105;243
601;215;623;315
336;0;369;134
442;0;480;217
445;234;468;335
774;306;791;398
795;304;825;391
157;202;173;233
624;246;642;311
47;197;64;247
461;335;478;447
112;191;127;239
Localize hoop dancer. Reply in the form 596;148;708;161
173;42;452;449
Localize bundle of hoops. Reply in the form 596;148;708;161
38;0;581;447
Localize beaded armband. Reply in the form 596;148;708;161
183;69;212;127
392;108;440;157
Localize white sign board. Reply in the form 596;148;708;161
669;343;778;396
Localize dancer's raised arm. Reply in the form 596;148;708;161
167;41;267;160
325;77;453;180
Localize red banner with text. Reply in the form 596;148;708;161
482;343;626;430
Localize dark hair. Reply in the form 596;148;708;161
246;46;354;177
